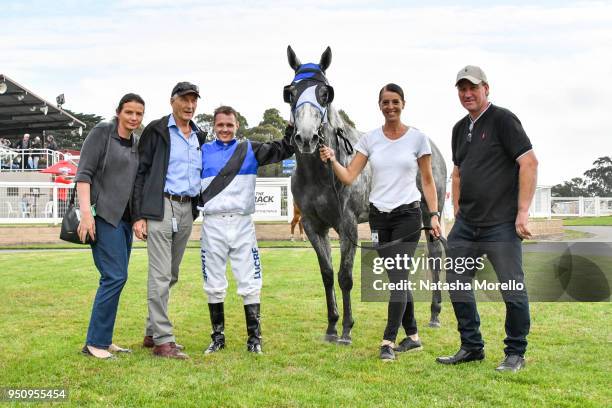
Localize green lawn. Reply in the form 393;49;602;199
0;248;610;407
562;215;612;226
558;229;593;241
0;240;315;251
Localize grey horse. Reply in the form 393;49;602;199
284;46;447;344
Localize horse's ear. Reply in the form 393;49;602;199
319;46;332;72
287;45;301;72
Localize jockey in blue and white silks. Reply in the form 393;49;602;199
199;139;274;215
197;133;294;297
197;111;294;355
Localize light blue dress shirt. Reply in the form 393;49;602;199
164;114;202;197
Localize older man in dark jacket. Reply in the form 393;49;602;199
132;82;206;359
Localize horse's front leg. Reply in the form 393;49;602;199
302;217;339;342
427;232;443;328
336;218;357;345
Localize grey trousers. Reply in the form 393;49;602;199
145;197;193;345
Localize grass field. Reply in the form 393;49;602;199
0;240;315;251
558;228;592;241
562;216;612;226
0;230;592;251
1;247;610;407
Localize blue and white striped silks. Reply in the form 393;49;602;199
198;139;259;215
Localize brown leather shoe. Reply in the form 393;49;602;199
152;343;189;360
167;342;185;351
143;335;155;348
143;336;184;350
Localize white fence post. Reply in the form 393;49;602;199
287;177;294;223
52;185;58;220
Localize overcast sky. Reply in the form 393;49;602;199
3;0;611;186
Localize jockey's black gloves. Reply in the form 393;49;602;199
284;124;295;138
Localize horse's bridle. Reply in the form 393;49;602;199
283;64;356;156
283;64;334;109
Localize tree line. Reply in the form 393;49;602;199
194;107;356;177
58;108;303;177
551;156;612;197
45;110;612;193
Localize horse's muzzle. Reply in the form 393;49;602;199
294;133;318;154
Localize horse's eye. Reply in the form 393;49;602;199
317;85;334;105
283;85;296;104
319;88;328;103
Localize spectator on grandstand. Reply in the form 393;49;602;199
31;136;42;169
14;133;32;169
47;135;58;151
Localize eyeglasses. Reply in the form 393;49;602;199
467;121;474;143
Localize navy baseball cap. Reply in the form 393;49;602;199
171;82;201;98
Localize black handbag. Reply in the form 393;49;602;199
59;189;90;244
60;132;111;244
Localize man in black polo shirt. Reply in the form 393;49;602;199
436;66;538;372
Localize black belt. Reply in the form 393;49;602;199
370;201;420;214
164;192;193;203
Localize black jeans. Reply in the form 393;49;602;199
447;216;530;356
369;203;421;342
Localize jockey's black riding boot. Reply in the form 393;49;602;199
204;303;225;354
244;303;263;354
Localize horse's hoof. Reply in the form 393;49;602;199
336;337;352;346
324;334;338;343
290;237;295;242
428;318;441;328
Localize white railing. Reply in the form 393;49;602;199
443;182;554;221
0;178;293;224
446;186;556;219
529;186;553;218
0;181;67;224
2;180;608;224
0;146;79;172
551;196;612;217
0;148;76;171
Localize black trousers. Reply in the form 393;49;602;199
369;204;421;342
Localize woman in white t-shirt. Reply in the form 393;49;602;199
320;83;441;361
